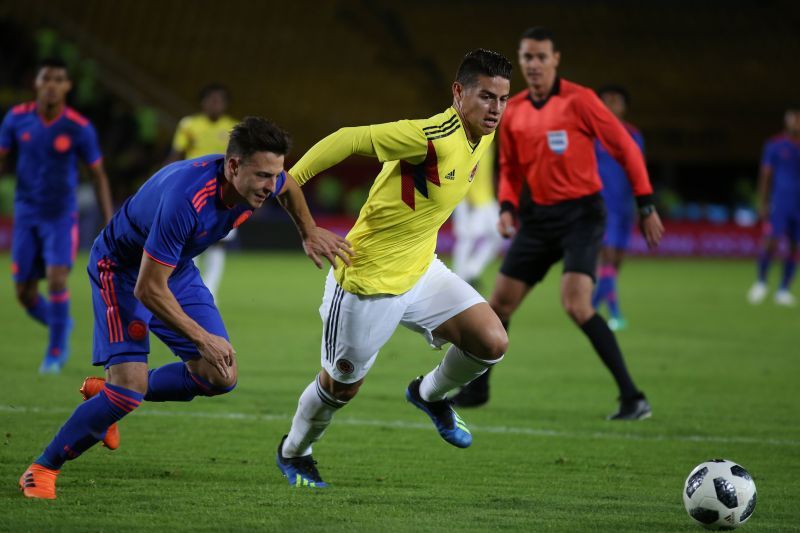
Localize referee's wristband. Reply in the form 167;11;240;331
499;201;517;216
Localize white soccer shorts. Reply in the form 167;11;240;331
319;257;485;383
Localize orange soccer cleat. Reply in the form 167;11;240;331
79;377;121;450
19;463;59;499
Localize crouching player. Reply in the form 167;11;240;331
19;117;351;499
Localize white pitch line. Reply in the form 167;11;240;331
2;404;798;447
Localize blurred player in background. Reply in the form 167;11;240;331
451;138;504;288
453;28;663;420
591;85;645;331
0;57;113;374
747;107;800;307
19;117;350;499
275;49;512;488
166;83;238;300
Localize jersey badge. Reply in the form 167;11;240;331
547;130;568;155
444;169;455;181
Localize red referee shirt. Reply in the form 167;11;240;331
498;78;653;208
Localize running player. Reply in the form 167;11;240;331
451;138;504;289
591;85;645;331
275;49;512;488
19;117;351;499
453;28;663;420
0;57;114;374
166;83;239;300
747;106;800;306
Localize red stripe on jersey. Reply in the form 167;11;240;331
143;249;177;269
65;107;90;127
11;102;36;115
400;141;440;210
191;179;217;205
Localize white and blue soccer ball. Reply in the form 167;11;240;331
683;459;757;529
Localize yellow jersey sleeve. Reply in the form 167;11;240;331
369;119;429;164
290;126;376;186
171;116;195;153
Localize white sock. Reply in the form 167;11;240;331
419;345;503;402
282;375;347;457
203;245;226;299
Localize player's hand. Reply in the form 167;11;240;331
639;210;664;249
303;227;354;269
195;333;235;380
497;211;517;239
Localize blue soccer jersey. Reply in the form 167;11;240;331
596;122;645;214
762;135;800;210
89;154;285;366
94;154;285;270
0;102;102;219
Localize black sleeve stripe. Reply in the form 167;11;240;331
425;123;461;140
422;115;459;133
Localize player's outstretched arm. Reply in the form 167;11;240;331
135;254;234;378
88;162;114;223
276;175;353;269
755;164;773;220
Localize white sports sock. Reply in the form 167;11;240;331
282;375;347;457
419;345;503;402
203;245;226;299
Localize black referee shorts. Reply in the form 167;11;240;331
500;194;606;287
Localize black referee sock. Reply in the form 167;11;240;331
579;313;638;400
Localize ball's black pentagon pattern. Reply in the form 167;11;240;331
709;458;726;463
740;492;757;522
730;464;752;481
713;477;739;509
685;466;708;498
690;507;719;524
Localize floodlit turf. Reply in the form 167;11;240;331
1;252;797;531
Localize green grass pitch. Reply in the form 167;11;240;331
1;252;798;531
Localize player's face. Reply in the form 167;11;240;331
34;67;71;107
601;92;627;119
518;39;560;89
229;151;285;208
454;75;510;141
785;110;800;135
202;91;228;120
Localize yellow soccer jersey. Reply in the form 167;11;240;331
171;114;238;159
292;106;494;295
464;138;496;207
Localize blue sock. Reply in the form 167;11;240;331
36;383;143;470
144;362;236;402
25;294;49;326
780;255;797;290
47;289;71;359
757;250;772;283
607;272;621;319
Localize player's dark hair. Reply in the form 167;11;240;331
200;82;230;102
520;27;557;51
37;57;69;76
226;117;292;162
597;84;631;106
455;49;512;88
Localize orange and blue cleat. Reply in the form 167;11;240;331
19;463;59;499
79;377;121;450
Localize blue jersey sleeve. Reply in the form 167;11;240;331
273;171;287;196
0;110;15;151
632;130;645;154
76;122;103;166
143;196;198;268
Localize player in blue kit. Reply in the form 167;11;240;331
0;58;114;373
748;107;800;306
18;117;352;499
591;85;645;331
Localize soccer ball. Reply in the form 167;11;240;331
683;459;757;529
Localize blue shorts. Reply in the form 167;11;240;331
88;248;228;367
603;207;634;250
11;213;78;282
768;205;800;242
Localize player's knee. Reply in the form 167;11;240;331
563;300;594;324
15;287;38;308
202;370;238;395
329;381;362;403
478;325;508;359
489;297;515;322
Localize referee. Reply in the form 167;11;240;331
453;27;664;420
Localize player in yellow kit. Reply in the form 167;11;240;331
275;49;513;488
451;138;503;287
166;84;239;300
